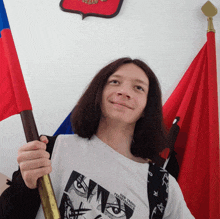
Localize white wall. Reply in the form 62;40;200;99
1;0;220;178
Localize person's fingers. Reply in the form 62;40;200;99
16;137;51;189
22;166;52;189
18;140;46;153
40;135;49;144
19;158;51;171
17;149;50;164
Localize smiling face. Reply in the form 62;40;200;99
100;63;149;126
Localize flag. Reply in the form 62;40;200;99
0;0;32;122
53;112;74;135
163;31;220;219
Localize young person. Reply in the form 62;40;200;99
0;57;194;218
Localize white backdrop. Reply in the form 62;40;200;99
1;0;220;178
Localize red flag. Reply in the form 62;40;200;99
163;32;220;219
0;29;32;122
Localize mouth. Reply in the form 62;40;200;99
110;101;132;109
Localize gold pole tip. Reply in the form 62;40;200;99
201;1;218;17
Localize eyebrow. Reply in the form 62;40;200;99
110;74;149;87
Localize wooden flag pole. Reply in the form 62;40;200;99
20;110;61;219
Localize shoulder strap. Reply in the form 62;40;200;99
43;135;59;158
148;163;169;219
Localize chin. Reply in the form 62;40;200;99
111;116;138;126
101;110;141;125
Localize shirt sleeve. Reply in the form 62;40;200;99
0;168;41;219
163;174;195;219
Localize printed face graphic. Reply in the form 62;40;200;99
59;171;135;219
101;63;149;126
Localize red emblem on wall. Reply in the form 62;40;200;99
60;0;124;19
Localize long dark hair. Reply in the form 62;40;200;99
71;57;167;160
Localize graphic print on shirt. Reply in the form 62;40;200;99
59;170;136;219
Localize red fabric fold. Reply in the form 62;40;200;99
163;32;220;219
0;29;32;122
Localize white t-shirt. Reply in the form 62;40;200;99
36;134;195;219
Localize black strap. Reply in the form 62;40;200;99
148;163;169;219
43;135;59;158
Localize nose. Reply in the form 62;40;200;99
116;88;131;99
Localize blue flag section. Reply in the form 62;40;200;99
53;112;74;135
0;0;9;36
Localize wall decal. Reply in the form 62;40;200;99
60;0;124;19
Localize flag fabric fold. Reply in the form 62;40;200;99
0;0;32;122
163;31;220;219
53;112;74;135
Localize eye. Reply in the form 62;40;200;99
106;205;125;218
109;79;119;85
73;180;86;193
135;85;144;91
73;178;88;198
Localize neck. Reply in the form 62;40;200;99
96;117;135;159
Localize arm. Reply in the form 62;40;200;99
0;169;41;219
0;135;58;219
